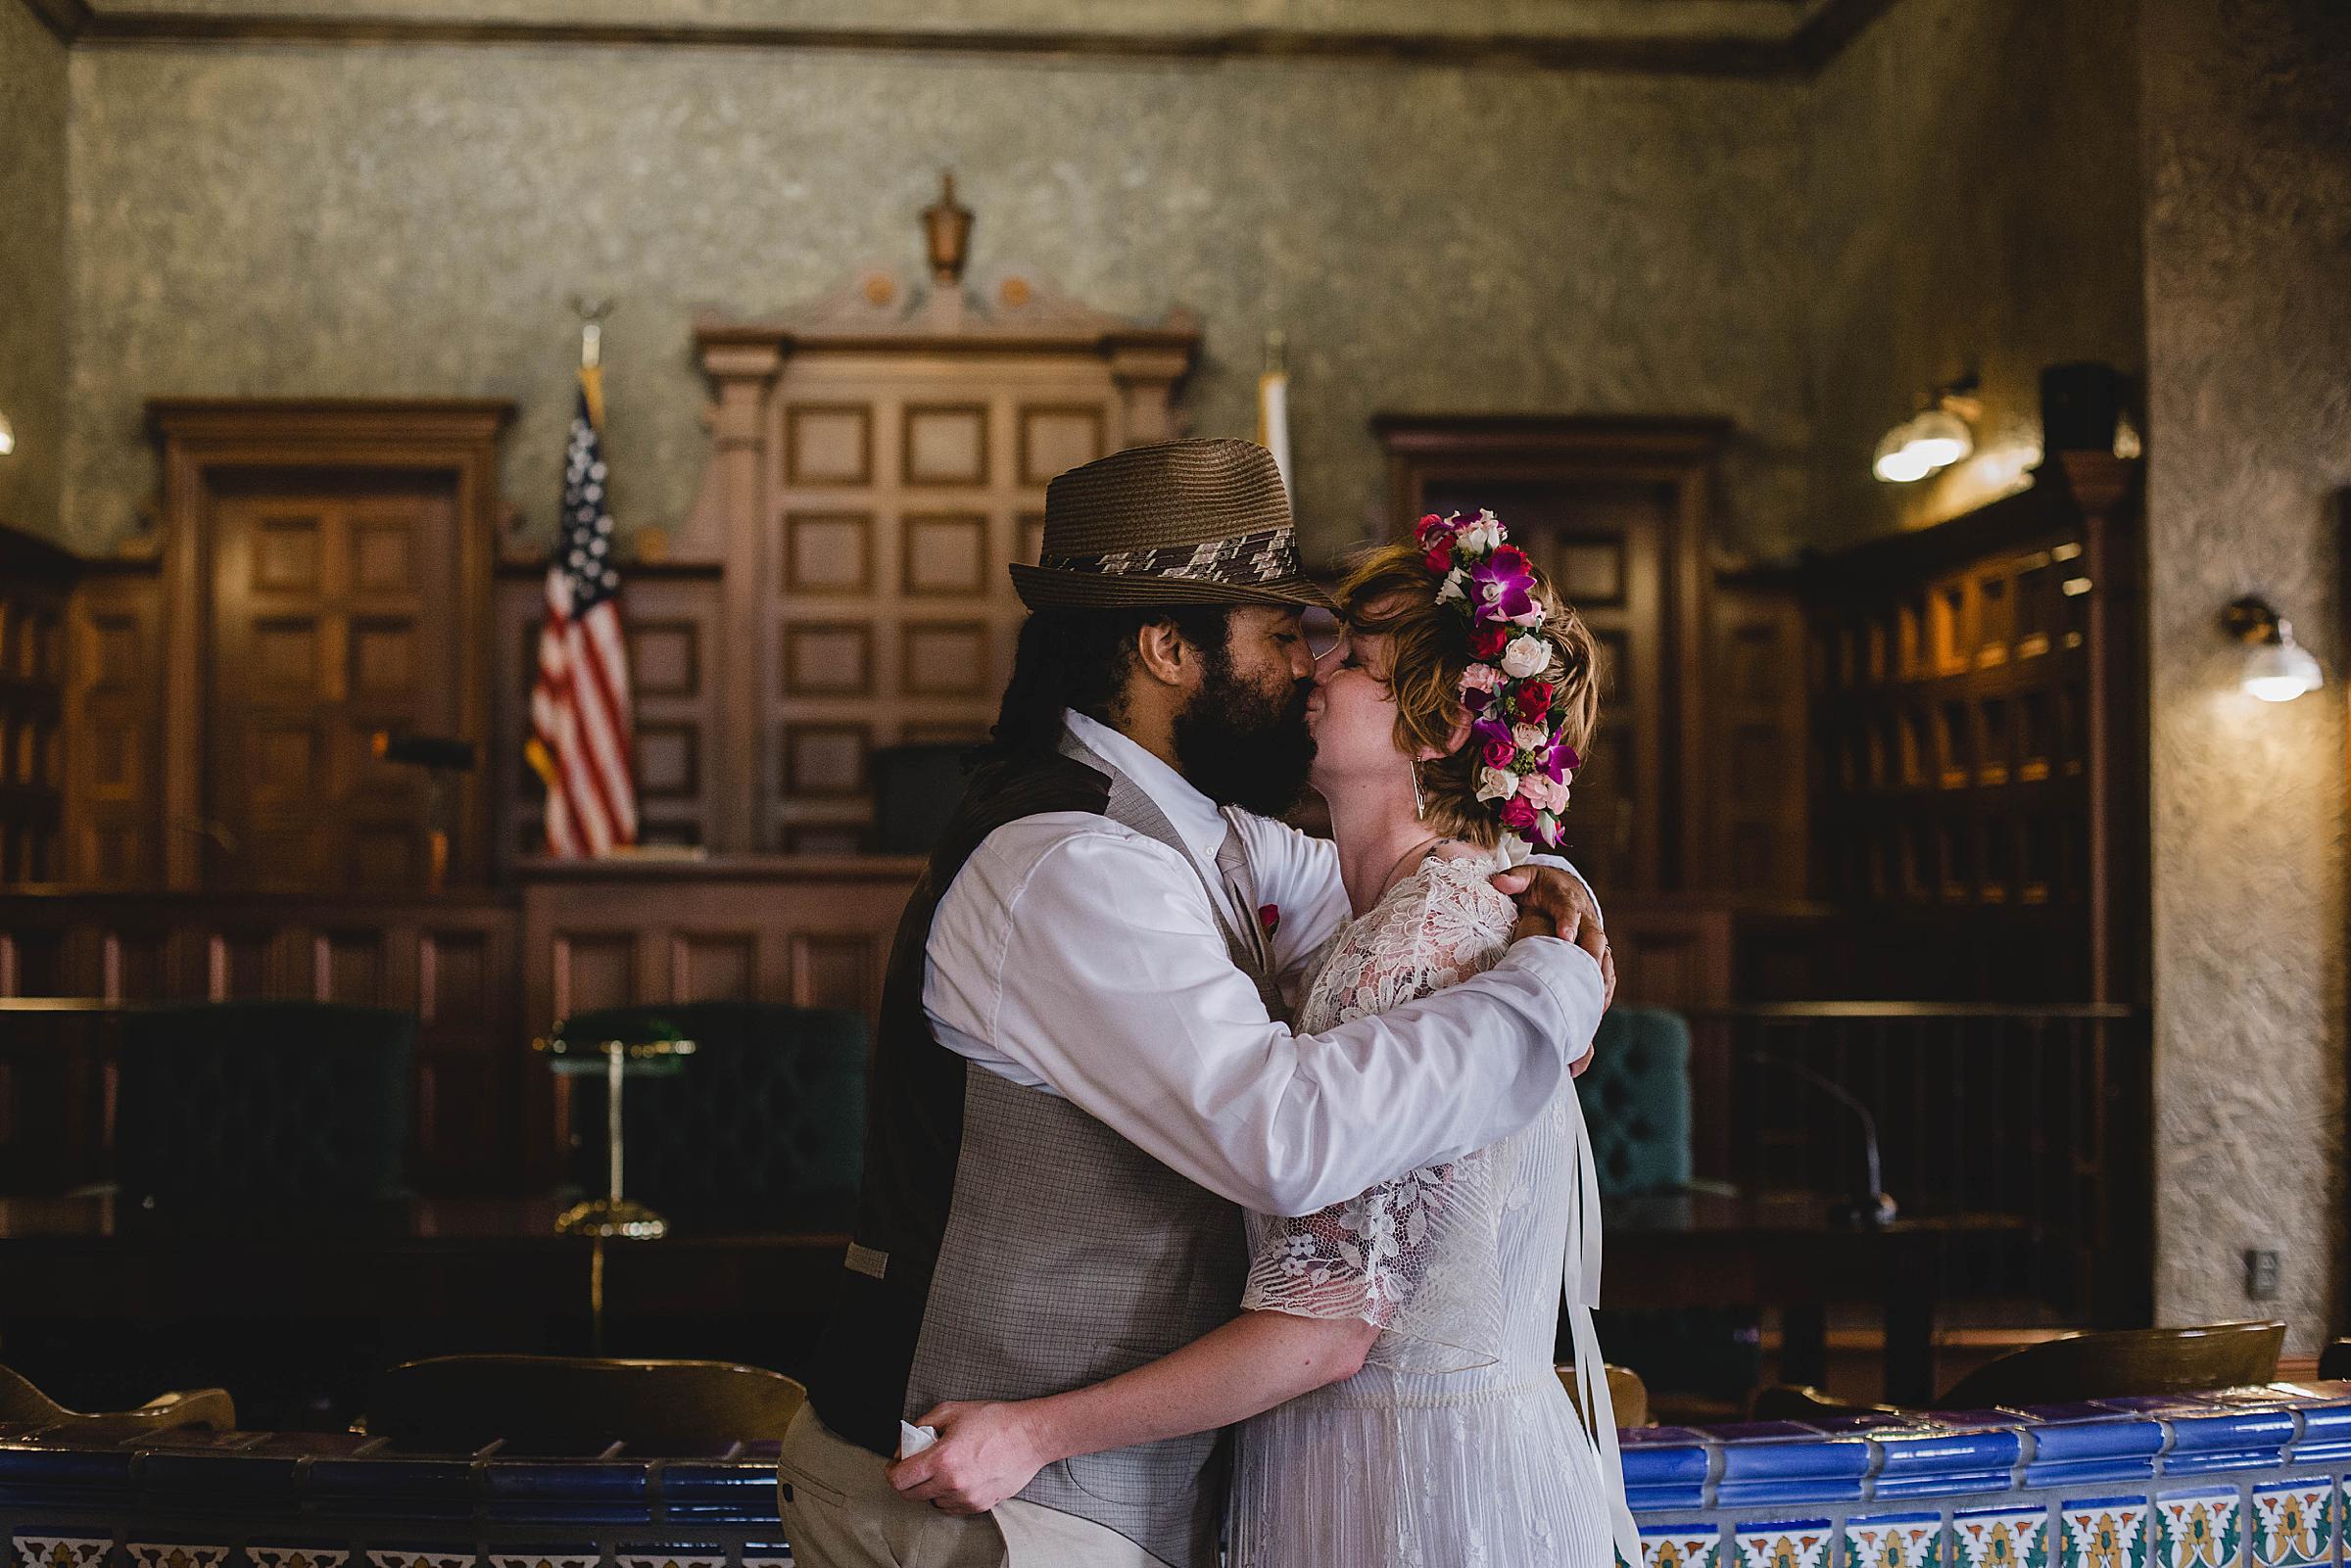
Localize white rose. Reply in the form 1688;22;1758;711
1476;765;1518;803
1436;568;1467;604
1460;514;1502;553
1512;723;1548;751
1500;635;1550;680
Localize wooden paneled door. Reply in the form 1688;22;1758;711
206;476;463;890
142;400;511;892
1374;415;1773;897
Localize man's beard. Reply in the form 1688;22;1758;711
1173;643;1316;816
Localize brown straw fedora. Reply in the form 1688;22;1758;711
1011;438;1335;611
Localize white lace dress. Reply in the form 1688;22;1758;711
1227;852;1638;1568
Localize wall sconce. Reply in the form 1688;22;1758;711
1873;376;1981;484
0;411;15;456
2222;595;2325;702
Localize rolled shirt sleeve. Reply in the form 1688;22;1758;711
925;816;1607;1217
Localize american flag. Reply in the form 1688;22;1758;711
525;366;637;856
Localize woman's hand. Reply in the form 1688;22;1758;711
886;1400;1051;1515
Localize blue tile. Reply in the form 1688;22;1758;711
1621;1434;1713;1512
1715;1435;1872;1507
2152;1403;2296;1476
0;1443;137;1507
138;1451;304;1506
480;1461;652;1524
2286;1399;2351;1466
654;1461;780;1526
1870;1422;2025;1500
306;1458;481;1522
2022;1410;2166;1488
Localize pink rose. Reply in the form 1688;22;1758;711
1481;736;1515;768
1457;663;1504;693
1500;794;1538;831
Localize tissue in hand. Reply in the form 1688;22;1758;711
897;1419;939;1459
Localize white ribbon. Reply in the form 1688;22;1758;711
1564;1079;1644;1568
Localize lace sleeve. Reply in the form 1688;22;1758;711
1241;861;1515;1363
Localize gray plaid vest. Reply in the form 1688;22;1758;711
803;727;1280;1568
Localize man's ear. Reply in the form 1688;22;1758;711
1134;618;1195;690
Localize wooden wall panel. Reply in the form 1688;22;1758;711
0;528;76;885
0;892;520;1191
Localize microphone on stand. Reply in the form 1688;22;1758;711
1743;1051;1898;1230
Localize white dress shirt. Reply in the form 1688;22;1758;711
922;710;1607;1218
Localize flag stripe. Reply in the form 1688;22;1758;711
530;376;638;859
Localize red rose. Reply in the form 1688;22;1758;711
1423;537;1456;573
1481;736;1515;768
1259;903;1280;936
1490;544;1529;575
1470;625;1508;659
1415;513;1448;547
1518;682;1555;718
1500;794;1538;831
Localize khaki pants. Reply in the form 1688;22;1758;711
777;1404;1170;1568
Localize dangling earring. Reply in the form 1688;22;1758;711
1411;762;1426;822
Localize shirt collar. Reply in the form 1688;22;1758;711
1062;708;1229;871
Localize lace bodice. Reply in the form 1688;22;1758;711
1228;848;1640;1568
1243;852;1517;1366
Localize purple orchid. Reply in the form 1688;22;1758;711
1466;544;1536;627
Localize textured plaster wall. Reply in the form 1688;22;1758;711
1803;0;2144;548
0;1;70;539
59;45;1811;564
2141;0;2351;1354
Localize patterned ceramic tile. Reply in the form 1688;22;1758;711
365;1552;477;1568
2250;1479;2337;1568
1954;1505;2053;1568
246;1546;349;1568
1641;1525;1726;1568
2154;1488;2242;1568
2061;1497;2151;1568
13;1540;111;1568
1735;1518;1835;1568
1847;1511;1949;1568
122;1547;229;1568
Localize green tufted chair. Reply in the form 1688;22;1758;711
112;1000;416;1208
1572;1007;1760;1410
1573;1007;1694;1197
557;1001;868;1232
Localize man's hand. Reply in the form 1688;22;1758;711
1490;863;1617;1019
887;1400;1049;1515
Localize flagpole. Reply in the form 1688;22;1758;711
1257;328;1292;497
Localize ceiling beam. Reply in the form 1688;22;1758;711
38;1;1904;76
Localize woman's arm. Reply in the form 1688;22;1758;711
887;1309;1378;1514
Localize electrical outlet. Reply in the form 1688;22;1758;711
2244;1248;2282;1301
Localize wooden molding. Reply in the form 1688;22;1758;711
19;0;93;43
45;4;1894;77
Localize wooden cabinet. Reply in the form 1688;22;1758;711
0;527;74;883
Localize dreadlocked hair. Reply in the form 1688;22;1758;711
976;605;1236;764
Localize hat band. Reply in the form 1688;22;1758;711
1039;524;1303;591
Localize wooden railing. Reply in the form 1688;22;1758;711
1683;1001;2149;1324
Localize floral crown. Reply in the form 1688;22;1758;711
1415;509;1581;853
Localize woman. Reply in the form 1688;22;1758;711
889;511;1638;1568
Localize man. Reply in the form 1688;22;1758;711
779;437;1613;1568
